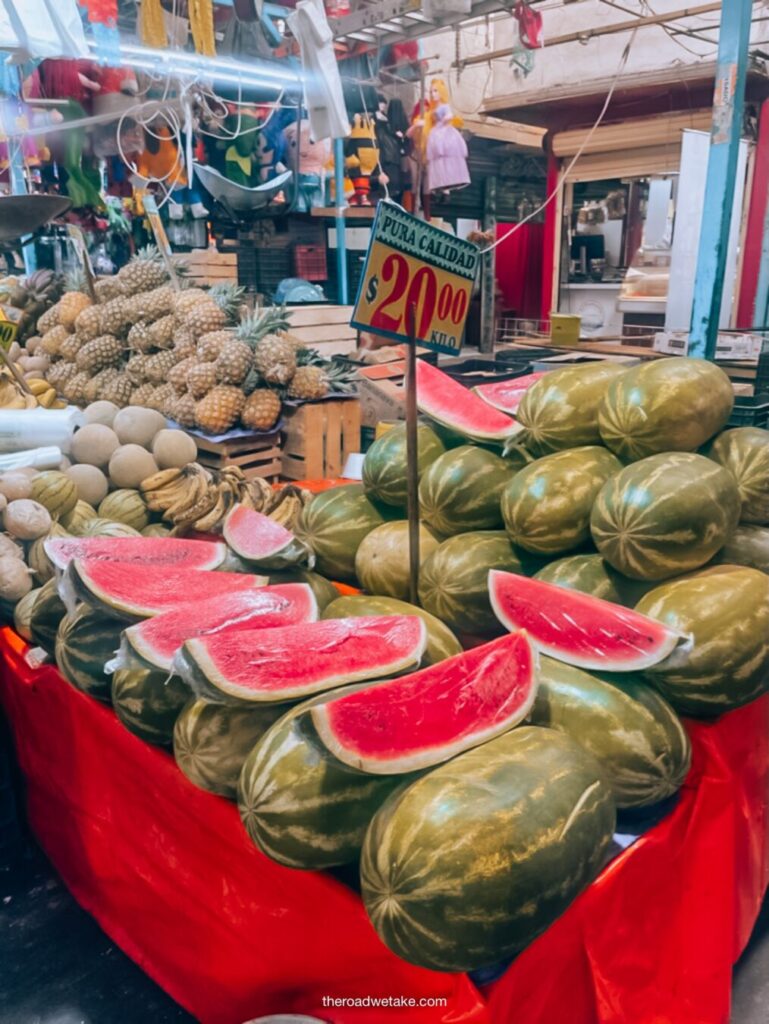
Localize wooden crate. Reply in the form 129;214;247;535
194;431;282;482
285;305;358;357
281;399;361;481
173;250;238;287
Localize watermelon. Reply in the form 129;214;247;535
45;535;227;573
415;359;521;443
534;554;653;606
354;521;439;600
473;372;548;414
362;423;445;509
66;560;268;623
28;578;67;653
13;587;41;642
419;445;519;537
590;452;741;581
267;569;339;611
311;631;536;774
98;489;149;531
239;693;411;870
489;571;686;671
55;605;122;702
174;698;288;799
708;426;769;525
598;357;734;462
529;657;691;808
515;362;627;456
181;615;427;703
120;584;318;673
360;726;616;972
501;446;621;556
112;668;190;747
322;594;461;666
636;566;769;716
296;484;390;583
715;525;769;574
418;531;530;635
223;504;314;570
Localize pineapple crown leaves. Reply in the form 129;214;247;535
236;303;292;346
209;282;246;323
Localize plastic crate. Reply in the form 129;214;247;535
754;347;769;395
728;393;769;428
294;244;328;282
441;358;533;387
496;347;557;364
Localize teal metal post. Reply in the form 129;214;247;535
333;138;348;304
689;0;752;357
754;198;769;327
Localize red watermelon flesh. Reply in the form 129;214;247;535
473;372;548;414
416;359;522;443
123;584;318;671
311;631;536;774
183;615;427;702
223;504;314;569
70;559;268;622
489;570;687;671
45;536;227;573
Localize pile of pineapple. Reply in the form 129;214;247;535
28;246;356;437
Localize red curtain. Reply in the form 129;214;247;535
494;223;544;321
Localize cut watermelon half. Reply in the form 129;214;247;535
223;504;315;570
473;372;548;415
416;359;522;443
45;536;227;573
67;559;268;623
181;615;427;703
121;584;319;672
489;570;688;671
311;631;536;774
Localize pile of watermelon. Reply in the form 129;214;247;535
4;351;769;979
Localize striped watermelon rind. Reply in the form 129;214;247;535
530;656;691;808
708;426;769;526
501;446;621;556
714;525;769;574
296;484;391;583
45;536;227;573
112;668;191;747
362;423;446;509
534;554;655;607
590;452;741;581
28;577;67;653
418;445;516;537
55;604;123;702
415;359;521;443
354;521;439;601
360;726;616;972
636;565;769;716
223;504;315;570
13;587;41;642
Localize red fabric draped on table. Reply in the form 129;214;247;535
1;625;767;1024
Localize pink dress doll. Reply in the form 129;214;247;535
424;81;469;194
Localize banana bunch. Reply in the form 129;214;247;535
266;484;313;533
0;368;64;409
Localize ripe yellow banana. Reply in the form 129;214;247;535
140;467;184;494
38;388;56;408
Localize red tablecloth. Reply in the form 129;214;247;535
1;625;767;1024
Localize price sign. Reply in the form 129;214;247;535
0;305;20;350
66;225;97;302
351;201;479;355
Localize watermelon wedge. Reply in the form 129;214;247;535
45;536;227;573
120;584;319;672
181;615;428;703
66;559;268;623
416;360;522;443
473;372;548;415
489;570;688;671
311;631;536;774
223;504;315;570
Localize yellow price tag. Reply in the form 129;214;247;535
0;305;20;351
351;201;479;355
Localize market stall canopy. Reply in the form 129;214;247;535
0;195;72;244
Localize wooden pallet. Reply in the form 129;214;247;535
285;305;358;357
281;399;361;481
194;431;282;482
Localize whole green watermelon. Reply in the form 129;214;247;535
529;657;691;808
598;357;734;461
29;577;67;654
296;484;390;583
112;668;190;747
419;445;518;536
501;446;621;556
419;531;528;635
55;605;123;701
362;423;445;509
534;553;654;606
360;726;616;972
354;521;439;600
173;698;289;799
636;566;769;716
322;594;461;666
515;362;627;456
591;452;741;580
239;700;409;869
715;525;769;574
707;426;769;525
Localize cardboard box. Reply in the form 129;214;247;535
653;331;765;361
357;362;407;427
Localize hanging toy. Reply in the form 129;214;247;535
422;79;470;195
139;0;168;48
189;0;217;57
344;114;383;207
79;0;121;64
513;1;543;49
284;119;331;212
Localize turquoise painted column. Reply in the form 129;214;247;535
754;197;769;327
689;0;752;357
333;138;348;304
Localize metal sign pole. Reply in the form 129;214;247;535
405;302;421;606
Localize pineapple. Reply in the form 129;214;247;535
59;333;85;362
287;365;329;400
58;291;92;330
215;340;253;386
62;371;89;405
147;382;175;414
173;288;207;319
94;278;124;303
83;368;119;404
99;373;134;407
253;333;296;386
168;356;197;394
127;322;153;353
171;392;197;428
145;349;181;384
37;304;60;334
74;304;103;341
174;326;197;359
47;361;77;389
99;297;131;336
195;385;245;434
76;335;123;373
117;245;169;296
241;389;281;431
130;384;157;406
142;285;176;321
196;330;233;362
147;315;175;349
186;361;217;399
181;282;244;339
41;325;71;358
126;353;149;385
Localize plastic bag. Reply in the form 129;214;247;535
0;0;89;62
0;408;82;454
0;446;62;471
